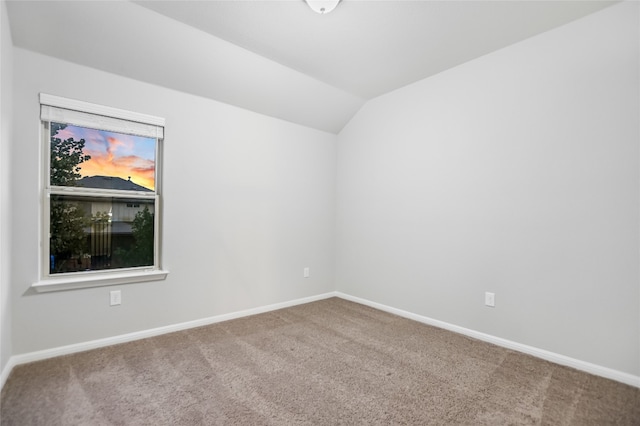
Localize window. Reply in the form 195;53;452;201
33;94;168;292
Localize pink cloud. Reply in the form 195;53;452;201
79;152;155;191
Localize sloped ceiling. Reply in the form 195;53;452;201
6;0;615;134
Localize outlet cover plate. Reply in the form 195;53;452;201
110;290;122;306
485;292;495;307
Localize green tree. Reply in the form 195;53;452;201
50;122;91;186
50;197;90;272
49;123;91;273
128;206;155;267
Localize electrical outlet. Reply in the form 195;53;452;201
485;292;495;307
110;290;122;306
304;267;310;278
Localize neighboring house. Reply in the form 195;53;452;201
68;176;155;271
76;175;155;222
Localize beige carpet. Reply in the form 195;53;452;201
1;297;638;425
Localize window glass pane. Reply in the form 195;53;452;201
50;195;155;274
50;122;156;191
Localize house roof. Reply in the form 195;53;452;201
76;176;152;192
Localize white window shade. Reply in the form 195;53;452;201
40;94;164;139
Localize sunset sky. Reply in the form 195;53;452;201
54;124;156;191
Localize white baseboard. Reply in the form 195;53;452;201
1;291;338;390
2;290;638;391
0;356;17;392
335;292;640;389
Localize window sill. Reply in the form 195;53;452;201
32;269;169;292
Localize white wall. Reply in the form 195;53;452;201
0;0;14;376
11;48;336;354
336;2;639;375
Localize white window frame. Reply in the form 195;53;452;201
32;94;168;292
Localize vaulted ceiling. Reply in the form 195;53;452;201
6;0;615;133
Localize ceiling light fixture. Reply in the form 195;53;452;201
304;0;341;14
